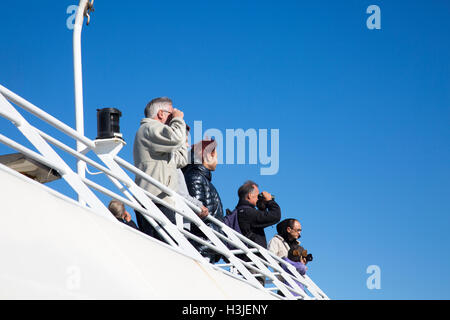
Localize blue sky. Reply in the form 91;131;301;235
0;0;449;299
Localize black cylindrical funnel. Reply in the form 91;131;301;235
96;108;123;140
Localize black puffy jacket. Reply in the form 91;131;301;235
182;164;224;260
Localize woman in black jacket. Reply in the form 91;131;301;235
182;139;224;262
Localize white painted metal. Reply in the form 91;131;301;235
94;139;204;258
0;0;329;299
112;155;323;298
0;164;276;300
73;0;91;206
112;156;276;290
0;84;95;150
0;86;329;299
0;93;114;221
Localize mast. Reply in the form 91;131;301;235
73;0;94;205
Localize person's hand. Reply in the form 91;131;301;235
123;211;132;222
301;256;307;265
172;108;184;119
198;206;209;219
261;191;272;201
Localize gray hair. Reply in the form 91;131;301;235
238;180;259;201
144;97;173;118
108;200;125;219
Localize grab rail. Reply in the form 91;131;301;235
0;85;328;300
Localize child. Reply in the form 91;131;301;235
281;245;309;294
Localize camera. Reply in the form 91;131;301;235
299;248;313;263
304;253;313;263
256;193;275;211
290;246;314;264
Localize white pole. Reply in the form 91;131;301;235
73;0;90;206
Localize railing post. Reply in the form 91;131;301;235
73;0;91;206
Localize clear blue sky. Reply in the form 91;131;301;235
0;0;449;299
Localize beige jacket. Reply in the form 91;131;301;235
268;235;300;258
133;117;187;205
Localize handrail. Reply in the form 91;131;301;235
114;152;327;297
0;86;329;300
0;133;66;174
207;215;327;298
73;0;93;206
0;91;113;219
112;154;317;298
0;84;96;150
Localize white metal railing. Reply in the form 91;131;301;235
0;84;329;300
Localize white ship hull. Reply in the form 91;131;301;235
0;164;275;300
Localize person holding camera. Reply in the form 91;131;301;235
280;245;313;295
235;180;281;249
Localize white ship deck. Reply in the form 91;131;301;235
0;163;275;300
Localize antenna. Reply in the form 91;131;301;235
73;0;94;206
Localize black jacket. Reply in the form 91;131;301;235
183;164;224;222
236;199;281;249
182;164;224;261
118;218;139;230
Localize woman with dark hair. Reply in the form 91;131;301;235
268;218;302;258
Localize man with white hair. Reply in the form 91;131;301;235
133;97;187;239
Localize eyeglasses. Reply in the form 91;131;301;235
289;228;302;233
